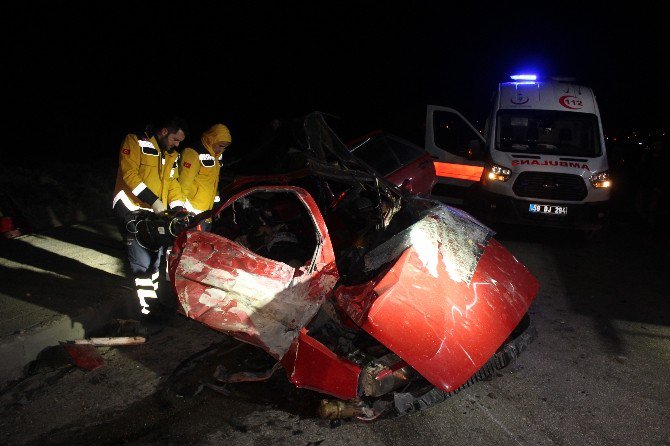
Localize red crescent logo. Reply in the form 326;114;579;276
559;95;583;110
122;148;130;155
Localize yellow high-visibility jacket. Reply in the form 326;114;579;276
112;133;184;213
178;144;222;214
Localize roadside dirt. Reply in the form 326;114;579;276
1;217;669;446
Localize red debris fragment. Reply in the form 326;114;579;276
62;343;104;371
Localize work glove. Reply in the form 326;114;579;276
151;199;166;214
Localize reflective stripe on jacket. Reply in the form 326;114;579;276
112;133;184;212
178;144;222;214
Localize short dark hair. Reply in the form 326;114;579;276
155;116;189;137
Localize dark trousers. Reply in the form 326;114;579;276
115;204;163;316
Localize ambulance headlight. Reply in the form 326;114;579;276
487;164;512;182
589;171;611;188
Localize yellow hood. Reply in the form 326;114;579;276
201;124;232;155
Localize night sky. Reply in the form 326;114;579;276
4;3;668;164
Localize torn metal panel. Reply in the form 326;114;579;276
173;187;339;360
280;329;361;400
175;233;338;359
336;235;538;393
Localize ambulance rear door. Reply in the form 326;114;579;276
425;106;487;203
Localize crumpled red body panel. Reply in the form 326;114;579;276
172;187;339;360
335;238;538;393
280;329;361;400
171;183;539;399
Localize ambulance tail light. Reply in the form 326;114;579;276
589;171;612;188
486;164;512;182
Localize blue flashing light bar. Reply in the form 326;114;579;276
510;74;537;81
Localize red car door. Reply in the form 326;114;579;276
170;186;339;359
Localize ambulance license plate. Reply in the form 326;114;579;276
529;204;568;215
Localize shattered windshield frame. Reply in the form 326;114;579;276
495;110;602;157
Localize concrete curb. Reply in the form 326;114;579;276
0;292;133;388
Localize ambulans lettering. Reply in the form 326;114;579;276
512;159;589;169
559;95;583;110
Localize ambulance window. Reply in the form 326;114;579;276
496;110;601;156
432;110;485;160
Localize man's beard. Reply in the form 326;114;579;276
157;136;174;153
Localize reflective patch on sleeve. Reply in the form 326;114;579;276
139;140;159;156
184;200;196;213
136;183;158;205
132;183;147;196
112;190;142;211
142;147;159;156
199;154;215;167
138;140;155;148
184;200;204;214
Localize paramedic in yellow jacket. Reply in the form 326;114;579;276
179;123;232;230
112;116;188;318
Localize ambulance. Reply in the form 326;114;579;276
426;74;611;230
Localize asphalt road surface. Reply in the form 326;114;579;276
1;215;668;446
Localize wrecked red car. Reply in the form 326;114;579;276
168;113;538;418
347;130;437;197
